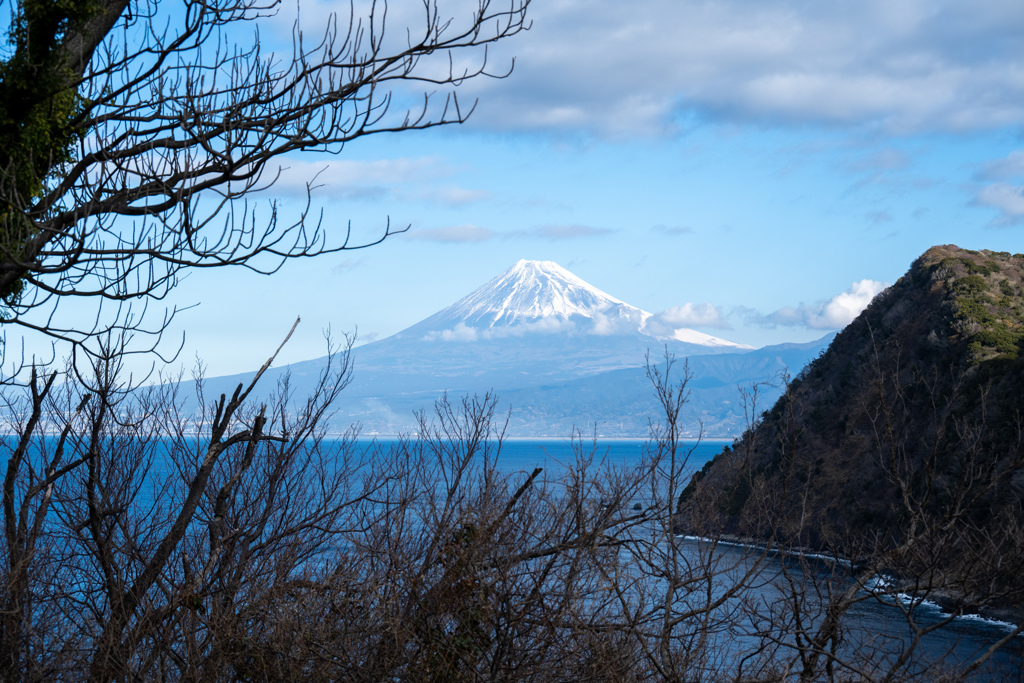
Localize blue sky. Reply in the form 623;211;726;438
36;0;1024;376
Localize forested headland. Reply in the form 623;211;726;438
679;245;1024;627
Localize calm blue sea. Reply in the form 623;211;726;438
486;437;724;473
11;433;1017;677
350;436;1022;680
354;437;727;475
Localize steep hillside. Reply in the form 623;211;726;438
678;245;1024;617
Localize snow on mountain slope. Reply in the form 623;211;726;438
400;259;750;350
443;260;626;324
666;326;749;348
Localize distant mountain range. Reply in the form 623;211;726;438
194;260;833;437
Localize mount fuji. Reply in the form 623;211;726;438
193;260;832;436
399;259;748;351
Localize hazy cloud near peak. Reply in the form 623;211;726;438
754;279;889;330
426;322;480;342
424;319;577;342
648;303;732;334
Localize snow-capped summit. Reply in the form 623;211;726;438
420;259;638;331
400;259;749;351
463;259;627;323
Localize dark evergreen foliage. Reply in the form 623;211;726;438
678;245;1024;620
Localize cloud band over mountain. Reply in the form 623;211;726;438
752;279;889;330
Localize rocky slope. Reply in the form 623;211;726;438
678;245;1024;619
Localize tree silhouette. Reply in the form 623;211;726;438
0;0;530;361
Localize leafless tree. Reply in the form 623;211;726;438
3;334;1021;680
0;0;530;362
0;335;659;679
0;320;360;679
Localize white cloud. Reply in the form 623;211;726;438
501;318;577;336
759;279;889;330
254;0;1024;138
390;221;614;246
265;158;494;207
417;187;493;206
356;331;380;345
974;183;1024;225
845;149;911;173
509;224;614;240
591;312;636;336
651;225;693;236
271;157;448;196
462;0;1024;136
975;150;1024;181
404;224;496;243
648;303;732;334
436;323;479;342
969;151;1024;225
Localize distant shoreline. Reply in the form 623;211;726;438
679;532;1024;631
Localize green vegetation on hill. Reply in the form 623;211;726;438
677;245;1024;619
